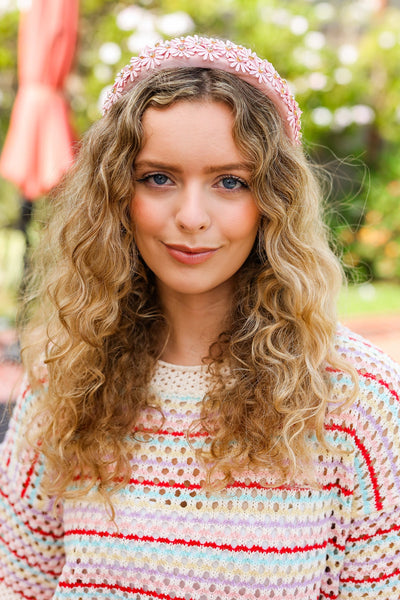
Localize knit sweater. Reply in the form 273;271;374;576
1;327;400;600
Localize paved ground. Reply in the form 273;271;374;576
1;316;399;442
341;313;400;365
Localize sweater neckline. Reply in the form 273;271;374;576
157;359;207;372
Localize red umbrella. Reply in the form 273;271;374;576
0;0;79;200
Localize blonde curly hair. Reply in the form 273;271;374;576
21;67;357;503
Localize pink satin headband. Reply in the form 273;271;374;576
103;35;302;144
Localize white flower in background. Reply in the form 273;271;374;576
117;6;148;31
305;31;326;50
334;106;354;128
295;48;322;69
99;42;122;65
157;12;194;36
265;8;291;26
314;2;336;21
378;31;396;49
308;72;328;90
290;15;309;35
334;67;353;85
128;32;162;54
352;104;375;125
138;13;156;33
343;1;371;23
332;105;374;129
94;64;113;83
311;107;333;127
338;44;359;65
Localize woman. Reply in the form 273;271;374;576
1;35;399;600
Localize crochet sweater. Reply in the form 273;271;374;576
1;327;400;600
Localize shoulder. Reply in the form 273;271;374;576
1;377;46;491
333;323;399;421
330;324;399;407
328;323;399;421
334;323;400;380
326;325;400;514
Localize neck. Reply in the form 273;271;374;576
159;287;232;366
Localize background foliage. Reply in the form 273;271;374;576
1;0;400;303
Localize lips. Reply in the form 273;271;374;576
164;243;219;265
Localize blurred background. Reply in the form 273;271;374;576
0;0;400;422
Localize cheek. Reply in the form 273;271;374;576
224;203;260;240
130;196;145;226
130;196;163;235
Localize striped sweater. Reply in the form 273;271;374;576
1;327;400;599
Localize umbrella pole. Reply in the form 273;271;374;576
16;195;34;303
17;196;34;243
18;195;33;274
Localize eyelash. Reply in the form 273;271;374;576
135;173;249;190
219;175;249;190
136;173;173;186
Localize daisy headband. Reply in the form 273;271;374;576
103;35;302;144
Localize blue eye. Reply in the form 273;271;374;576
151;174;169;185
136;173;172;186
219;176;248;190
222;177;238;189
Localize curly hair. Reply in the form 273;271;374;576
21;67;357;503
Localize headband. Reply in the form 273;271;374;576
103;35;302;144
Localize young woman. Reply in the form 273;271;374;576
1;35;399;600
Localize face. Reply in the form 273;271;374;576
130;100;260;303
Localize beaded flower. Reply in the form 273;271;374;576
102;35;302;144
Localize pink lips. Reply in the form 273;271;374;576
164;244;218;265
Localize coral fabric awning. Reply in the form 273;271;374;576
0;0;79;200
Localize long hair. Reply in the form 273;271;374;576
21;67;357;502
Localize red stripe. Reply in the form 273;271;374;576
0;486;63;540
0;477;345;552
59;580;190;600
325;423;383;511
128;477;352;497
327;365;399;404
319;590;338;599
341;566;400;584
20;453;39;499
347;335;385;355
359;370;399;403
65;527;338;555
229;479;351;495
134;427;208;438
128;477;202;489
22;385;31;400
0;533;61;577
322;482;352;497
347;521;400;543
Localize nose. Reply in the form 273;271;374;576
175;185;211;232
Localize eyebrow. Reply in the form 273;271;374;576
134;160;252;173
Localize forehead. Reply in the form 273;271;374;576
138;100;245;164
142;99;233;131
